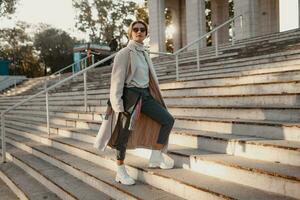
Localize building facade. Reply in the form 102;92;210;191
148;0;283;52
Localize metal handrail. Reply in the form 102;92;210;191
173;14;243;80
1;53;116;163
50;54;95;79
144;15;243;80
149;51;173;56
174;15;242;55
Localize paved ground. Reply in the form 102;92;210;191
0;178;18;200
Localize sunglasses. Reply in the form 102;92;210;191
132;27;146;33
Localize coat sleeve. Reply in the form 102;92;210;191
109;49;129;113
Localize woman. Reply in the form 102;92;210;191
94;20;175;185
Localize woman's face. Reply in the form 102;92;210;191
131;23;146;43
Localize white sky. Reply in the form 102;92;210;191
0;0;299;39
0;0;81;37
280;0;299;31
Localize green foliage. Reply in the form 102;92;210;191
73;0;137;48
13;45;43;77
0;0;18;17
0;22;30;54
0;22;43;77
34;28;75;75
135;0;148;24
0;22;76;77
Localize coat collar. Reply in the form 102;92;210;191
127;40;146;52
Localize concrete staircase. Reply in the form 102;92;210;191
0;76;27;93
1;28;300;199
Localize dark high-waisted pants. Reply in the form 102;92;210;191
115;87;174;161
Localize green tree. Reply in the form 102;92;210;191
14;45;42;77
0;22;43;77
0;0;18;17
34;28;75;75
73;0;137;47
135;0;148;24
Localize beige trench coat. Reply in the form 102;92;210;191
94;41;167;151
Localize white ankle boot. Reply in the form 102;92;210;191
115;164;135;185
149;150;174;169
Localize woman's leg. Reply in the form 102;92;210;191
141;95;175;146
140;92;175;169
115;88;140;163
115;112;131;164
115;112;135;185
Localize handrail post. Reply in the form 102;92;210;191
1;113;6;163
72;63;75;75
92;55;95;65
196;44;200;71
83;71;87;111
240;15;243;29
231;21;235;45
215;30;219;57
175;54;179;81
44;80;50;135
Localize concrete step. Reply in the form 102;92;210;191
0;166;19;200
153;28;300;64
0;88;109;102
168;106;300;122
6;109;103;121
159;63;300;90
5;120;97;144
0;158;60;200
5;133;182;200
2;48;300;99
5;113;101;131
87;58;300;86
174;116;300;141
4;121;300;168
169;128;300;166
0;99;102;107
161;81;300;97
1;143;111;200
4;129;294;200
154;33;300;66
166;144;300;199
2;60;299;104
5;106;300;141
235;28;300;44
2;57;300;102
155;49;300;73
158;56;300;82
0;93;108;104
154;51;238;66
153;46;241;64
2;75;300;108
0;104;105;113
4;104;300;123
164;93;300;107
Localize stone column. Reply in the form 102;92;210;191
233;0;279;40
148;0;166;52
211;0;230;45
185;0;206;49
